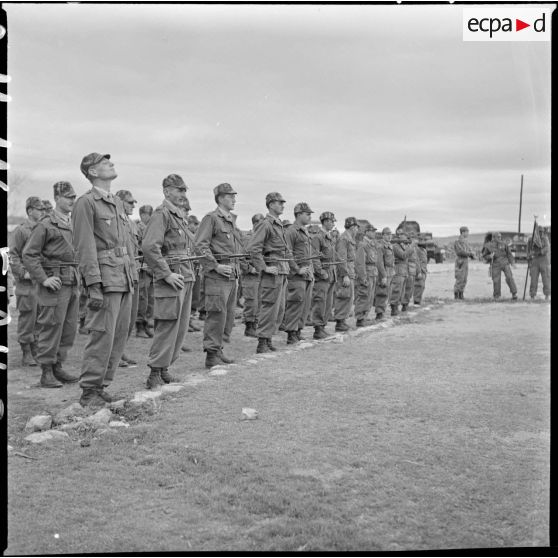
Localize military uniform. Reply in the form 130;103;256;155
528;233;551;299
401;241;419;308
22;184;79;386
484;237;517;299
354;231;379;324
125;215;141;337
240;230;261;335
390;239;414;312
413;245;428;304
136;219;155;335
374;233;395;318
454;230;474;298
334;226;357;324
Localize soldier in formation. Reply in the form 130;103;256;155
527;227;551;301
483;231;518;300
136;204;155;338
453;226;475;299
354;223;379;327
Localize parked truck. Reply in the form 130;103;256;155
396;220;445;263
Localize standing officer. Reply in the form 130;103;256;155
334;217;359;331
484;232;518;300
527;227;551;300
401;232;419;312
194;183;244;367
373;227;394;320
9;196;45;366
22;182;79;387
413;238;428;305
310;211;337;339
354;223;379;327
72;153;134;407
281;203;315;344
142;174;196;386
136;205;155;338
390;229;414;315
453;226;475;299
241;214;264;338
248;192;291;353
115;190;140;367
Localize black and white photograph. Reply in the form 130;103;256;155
1;2;551;553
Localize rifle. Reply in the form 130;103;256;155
523;218;537;300
41;261;79;267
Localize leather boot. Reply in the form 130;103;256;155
401;304;408;312
335;319;350;332
390;304;399;316
98;386;113;402
52;362;78;383
78;316;88;335
356;318;374;327
160;368;178;383
266;338;277;351
375;312;384;321
205;351;222;369
218;350;235;364
287;331;299;345
459;292;464;300
313;326;328;340
256;337;271;354
198;310;206;321
454;292;459;300
244;322;257;338
296;329;305;341
79;387;105;408
20;343;37;367
146;367;164;389
40;364;63;388
136;323;150;338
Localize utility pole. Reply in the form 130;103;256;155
518;174;524;234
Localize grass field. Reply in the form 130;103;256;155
5;263;550;553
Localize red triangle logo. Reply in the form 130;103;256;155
516;19;530;31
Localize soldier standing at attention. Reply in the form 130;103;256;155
72;153;134;407
142;174;195;386
136;205;155;338
413;238;428;305
115;190;140;368
241;214;265;338
248;192;291;353
310;211;337;339
22;182;79;387
401;232;419;312
187;214;203;328
453;226;475;299
334;217;359;331
390;230;414;315
484;232;518;300
527;227;551;300
373;227;394;321
194;183;244;368
281;203;315;344
354;223;379;327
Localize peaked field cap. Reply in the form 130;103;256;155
294;202;314;214
251;213;265;225
139;204;153;215
214;183;237;196
26;196;45;210
460;226;469;233
265;192;286;205
319;211;336;222
382;227;392;234
80;153;110;177
345;216;358;228
42;200;53;209
162;174;187;190
365;223;377;232
115;190;137;202
53;181;76;198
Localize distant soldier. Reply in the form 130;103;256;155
527;226;550;301
9;196;45;366
374;227;394;320
401;232;419;311
136;204;155;338
413;238;428;305
354;223;379;327
310;211;337;339
72;153;134;407
142;174;196;386
241;214;264;338
22;182;79;387
453;226;475;299
248;192;291;353
483;231;518;300
181;199;202;335
42;200;54;215
187;214;203;327
281;203;315;344
390;229;414;315
115;189;140;367
334;217;359;331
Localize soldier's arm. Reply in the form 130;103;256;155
336;237;349;277
311;235;324;275
286;228;300;274
8;227;27;280
392;243;405;259
247;222;269;273
22;223;49;285
142;210;173;281
71;196;102;287
194;214;219;272
354;244;366;282
454;240;468;258
507;245;515;265
125;219;139;282
376;244;386;280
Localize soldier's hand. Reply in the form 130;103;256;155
216;264;233;277
42;276;62;291
87;284;104;310
320;270;328;281
23;271;31;280
342;275;350;288
164;273;184;290
380;277;387;287
265;266;278;276
359;278;369;287
417;273;423;280
297;266;310;276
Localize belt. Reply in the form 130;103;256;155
98;246;128;258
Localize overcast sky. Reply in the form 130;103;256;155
5;3;552;234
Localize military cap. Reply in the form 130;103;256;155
139;204;153;215
80;153;110;177
294;202;314;215
25;196;45;211
188;215;200;225
52;181;76;198
282;219;292;227
115;189;137;203
319;211;336;222
460;226;469;233
308;224;321;234
265;192;286;206
214;183;237;197
344;217;358;229
251;213;265;225
183;197;191;211
162;174;187;190
42;200;54;210
364;223;377;232
382;227;392;234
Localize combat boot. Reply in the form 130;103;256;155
205;351;222;369
256;338;271;354
98;386;113;403
296;329;305;341
335;319;350;332
313;326;328;340
414;300;421;305
287;331;299;344
121;353;137;365
356;318;374;327
244;322;257;338
390;304;399;316
20;343;37;367
52;362;78;383
136;323;150;338
144;324;154;338
375;312;384;321
198;310;206;321
40;364;63;388
459;292;464;300
78;316;88;335
223;333;231;343
160;368;179;383
79;388;105;408
146;367;164;389
267;338;277;351
512;294;518;301
401;304;408;312
218;350;235;364
454;292;459;300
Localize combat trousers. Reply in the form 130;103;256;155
148;281;193;368
15;280;38;345
78;285;88;321
454;258;469;294
374;272;394;315
202;276;237;353
137;270;154;327
80;290;132;389
242;274;261;323
413;275;426;304
127;284;140;338
256;273;287;338
199;275;206;313
191;273;201;311
311;279;335;327
491;263;517;298
281;278;313;331
35;284;78;365
333;278;354;321
389;273;407;306
401;275;415;305
354;276;377;319
529;257;550;297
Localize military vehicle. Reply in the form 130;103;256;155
396;220;445;263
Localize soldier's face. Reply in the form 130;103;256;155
89;158;117;180
140;212;151;224
188;223;198;234
322;218;334;231
56;195;76;214
299;212;311;225
366;230;376;239
383;232;392;241
220;193;236;211
122;196;136;216
495;233;502;241
269;200;285;216
462;230;469;238
28;207;44;221
165;186;187;208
